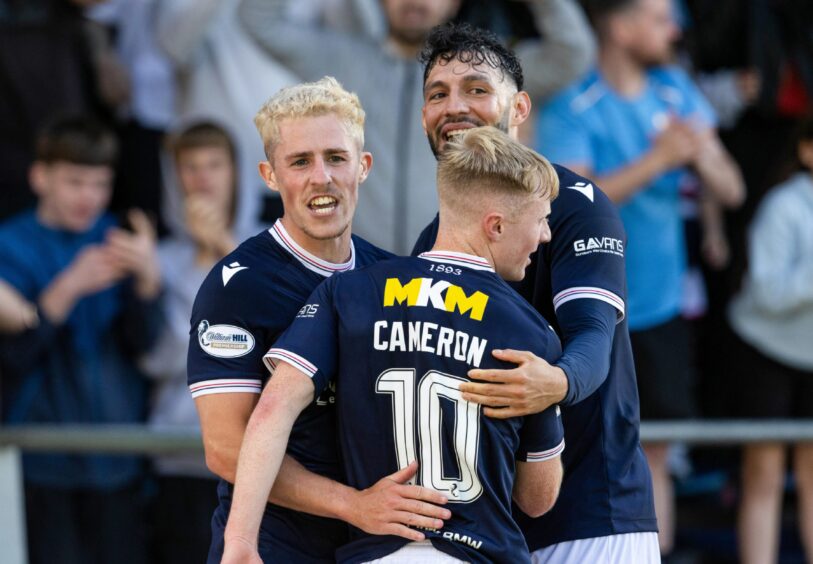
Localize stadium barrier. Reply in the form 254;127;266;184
2;421;813;564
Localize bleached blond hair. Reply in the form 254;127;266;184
437;126;559;215
253;76;365;159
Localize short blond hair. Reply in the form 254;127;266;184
437;127;558;213
254;76;365;158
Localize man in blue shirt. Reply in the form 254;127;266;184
535;0;744;555
223;127;565;564
189;77;450;563
414;23;659;562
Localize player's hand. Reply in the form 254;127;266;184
462;349;568;418
348;461;451;541
221;536;262;564
105;209;161;299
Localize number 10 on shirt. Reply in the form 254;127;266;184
375;369;483;503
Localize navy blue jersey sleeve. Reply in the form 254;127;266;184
549;190;626;321
517;405;565;462
556;298;617;405
410;214;440;256
264;278;338;399
548;180;628;406
187;266;272;398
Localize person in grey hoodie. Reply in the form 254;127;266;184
728;116;813;564
238;0;595;254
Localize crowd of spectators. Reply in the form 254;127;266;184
0;0;810;562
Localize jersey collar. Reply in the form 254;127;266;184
269;220;355;277
418;250;495;272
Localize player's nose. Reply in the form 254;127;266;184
539;222;552;244
443;90;469;115
310;157;332;186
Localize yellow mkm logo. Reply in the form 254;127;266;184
383;278;489;321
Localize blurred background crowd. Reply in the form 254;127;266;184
0;0;810;563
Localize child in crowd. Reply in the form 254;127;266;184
139;122;238;563
0;116;162;564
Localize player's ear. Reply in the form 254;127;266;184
510;91;532;127
258;161;280;194
421;105;429;135
358;151;373;184
483;211;505;242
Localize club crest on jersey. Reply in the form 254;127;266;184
197;320;255;358
383;277;489;321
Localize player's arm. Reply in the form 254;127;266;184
223;361;314;563
196;391;449;536
513;405;565;517
513;457;563;518
461;298;617;416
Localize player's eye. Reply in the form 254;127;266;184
469;86;488;95
291;159;308;167
328;155;347;163
427;91;446;101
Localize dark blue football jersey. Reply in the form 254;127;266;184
267;252;565;564
413;165;657;548
187;220;392;562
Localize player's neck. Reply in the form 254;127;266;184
281;218;353;265
433;228;491;266
598;46;647;97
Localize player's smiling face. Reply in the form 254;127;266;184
264;114;371;245
422;56;528;157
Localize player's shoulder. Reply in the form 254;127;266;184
351;234;395;265
551;164;621;224
195;230;286;303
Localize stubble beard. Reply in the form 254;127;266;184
428;107;512;158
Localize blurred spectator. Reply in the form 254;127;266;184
156;0;310;241
0;116;162;564
87;0;178;236
139;122;237;564
535;0;744;556
680;0;812;423
0;0;115;221
0;281;38;333
238;0;595;253
728;116;813;564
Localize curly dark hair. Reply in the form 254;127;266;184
419;23;524;92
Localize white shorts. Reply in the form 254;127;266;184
362;540;467;563
531;532;660;564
